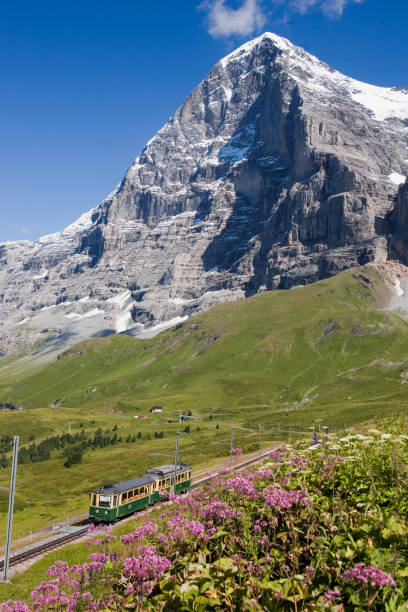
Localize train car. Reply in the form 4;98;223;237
89;462;192;522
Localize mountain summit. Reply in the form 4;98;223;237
1;32;408;357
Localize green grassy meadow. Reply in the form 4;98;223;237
1;264;408;540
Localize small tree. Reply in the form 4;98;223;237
64;448;83;468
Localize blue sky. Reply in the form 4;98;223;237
0;0;406;242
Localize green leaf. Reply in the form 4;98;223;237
212;557;237;572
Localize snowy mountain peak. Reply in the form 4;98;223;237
219;31;292;67
1;33;408;359
219;31;408;124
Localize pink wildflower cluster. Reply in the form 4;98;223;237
242;468;273;481
230;447;243;456
0;602;30;612
263;485;310;509
342;564;396;588
288;454;310;469
321;454;347;473
120;519;158;545
123;546;171;597
254;468;273;479
87;553;108;563
253;518;268;532
269;450;285;462
165;516;206;541
224;474;258;498
29;561;81;611
198;499;241;524
86;523;116;548
323;588;341;605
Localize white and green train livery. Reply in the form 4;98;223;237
89;462;192;522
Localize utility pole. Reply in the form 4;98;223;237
259;424;263;460
178;411;194;426
68;421;71;435
2;435;19;583
173;431;180;496
230;426;235;469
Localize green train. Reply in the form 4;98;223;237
89;462;192;522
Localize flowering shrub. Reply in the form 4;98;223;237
2;416;408;610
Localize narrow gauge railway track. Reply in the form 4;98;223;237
0;528;88;572
0;446;278;573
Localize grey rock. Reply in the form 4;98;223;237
390;180;408;264
1;32;408;358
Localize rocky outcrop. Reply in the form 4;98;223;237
1;33;407;357
391;180;408;264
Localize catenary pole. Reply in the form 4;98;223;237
2;435;19;583
230;427;235;469
259;424;263;460
173;431;180;496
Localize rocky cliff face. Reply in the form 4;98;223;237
1;33;408;357
391;180;408;264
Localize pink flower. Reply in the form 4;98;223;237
198;500;240;524
224;475;258;499
269;450;285;462
120;520;158;545
342;564;395;588
88;553;108;563
123;546;171;597
0;602;31;612
288;455;310;469
263;485;310;509
323;588;341;605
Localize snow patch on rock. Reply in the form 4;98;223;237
394;279;404;297
32;270;48;280
389;172;406;186
136;316;188;339
66;308;105;320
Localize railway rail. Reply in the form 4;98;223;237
0;446;278;574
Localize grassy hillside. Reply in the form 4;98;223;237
1;264;408;537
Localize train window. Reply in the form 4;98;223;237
122;492;128;502
113;495;117;506
99;495;111;508
91;494;96;506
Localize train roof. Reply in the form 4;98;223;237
92;463;192;494
144;462;192;478
93;475;154;495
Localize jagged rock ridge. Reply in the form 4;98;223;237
1;32;408;357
